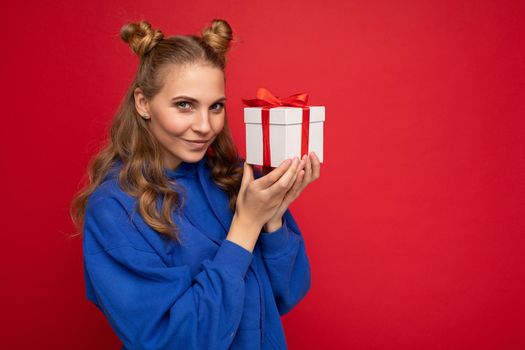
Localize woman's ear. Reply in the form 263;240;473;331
134;87;151;120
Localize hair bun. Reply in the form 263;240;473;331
120;20;164;58
201;19;233;56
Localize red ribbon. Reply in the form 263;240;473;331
243;88;310;167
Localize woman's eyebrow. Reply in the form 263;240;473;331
171;95;199;103
170;96;227;104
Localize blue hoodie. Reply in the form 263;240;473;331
82;155;311;349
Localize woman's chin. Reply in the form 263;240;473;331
180;150;207;162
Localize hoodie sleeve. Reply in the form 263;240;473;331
83;192;253;350
257;208;311;315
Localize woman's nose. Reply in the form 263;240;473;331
192;109;211;134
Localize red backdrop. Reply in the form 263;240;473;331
2;0;524;349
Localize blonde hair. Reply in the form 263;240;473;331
70;19;242;243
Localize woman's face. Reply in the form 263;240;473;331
135;63;226;170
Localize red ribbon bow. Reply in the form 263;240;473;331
242;87;309;108
243;88;311;167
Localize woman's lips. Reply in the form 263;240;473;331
183;138;209;150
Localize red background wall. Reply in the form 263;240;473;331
2;0;524;349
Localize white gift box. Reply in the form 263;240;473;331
244;106;325;167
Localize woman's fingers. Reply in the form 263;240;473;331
298;155;307;172
294;155;308;185
302;154;312;183
251;153;311;199
240;161;254;196
265;157;300;196
281;157;306;200
311;152;321;180
287;168;305;200
254;158;293;189
288;157;305;188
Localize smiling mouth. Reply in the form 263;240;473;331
184;139;210;144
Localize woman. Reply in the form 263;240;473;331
70;18;321;349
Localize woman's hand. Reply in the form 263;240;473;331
263;152;321;232
228;157;302;252
235;157;302;230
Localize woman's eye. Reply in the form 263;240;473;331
211;103;224;111
176;101;192;110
